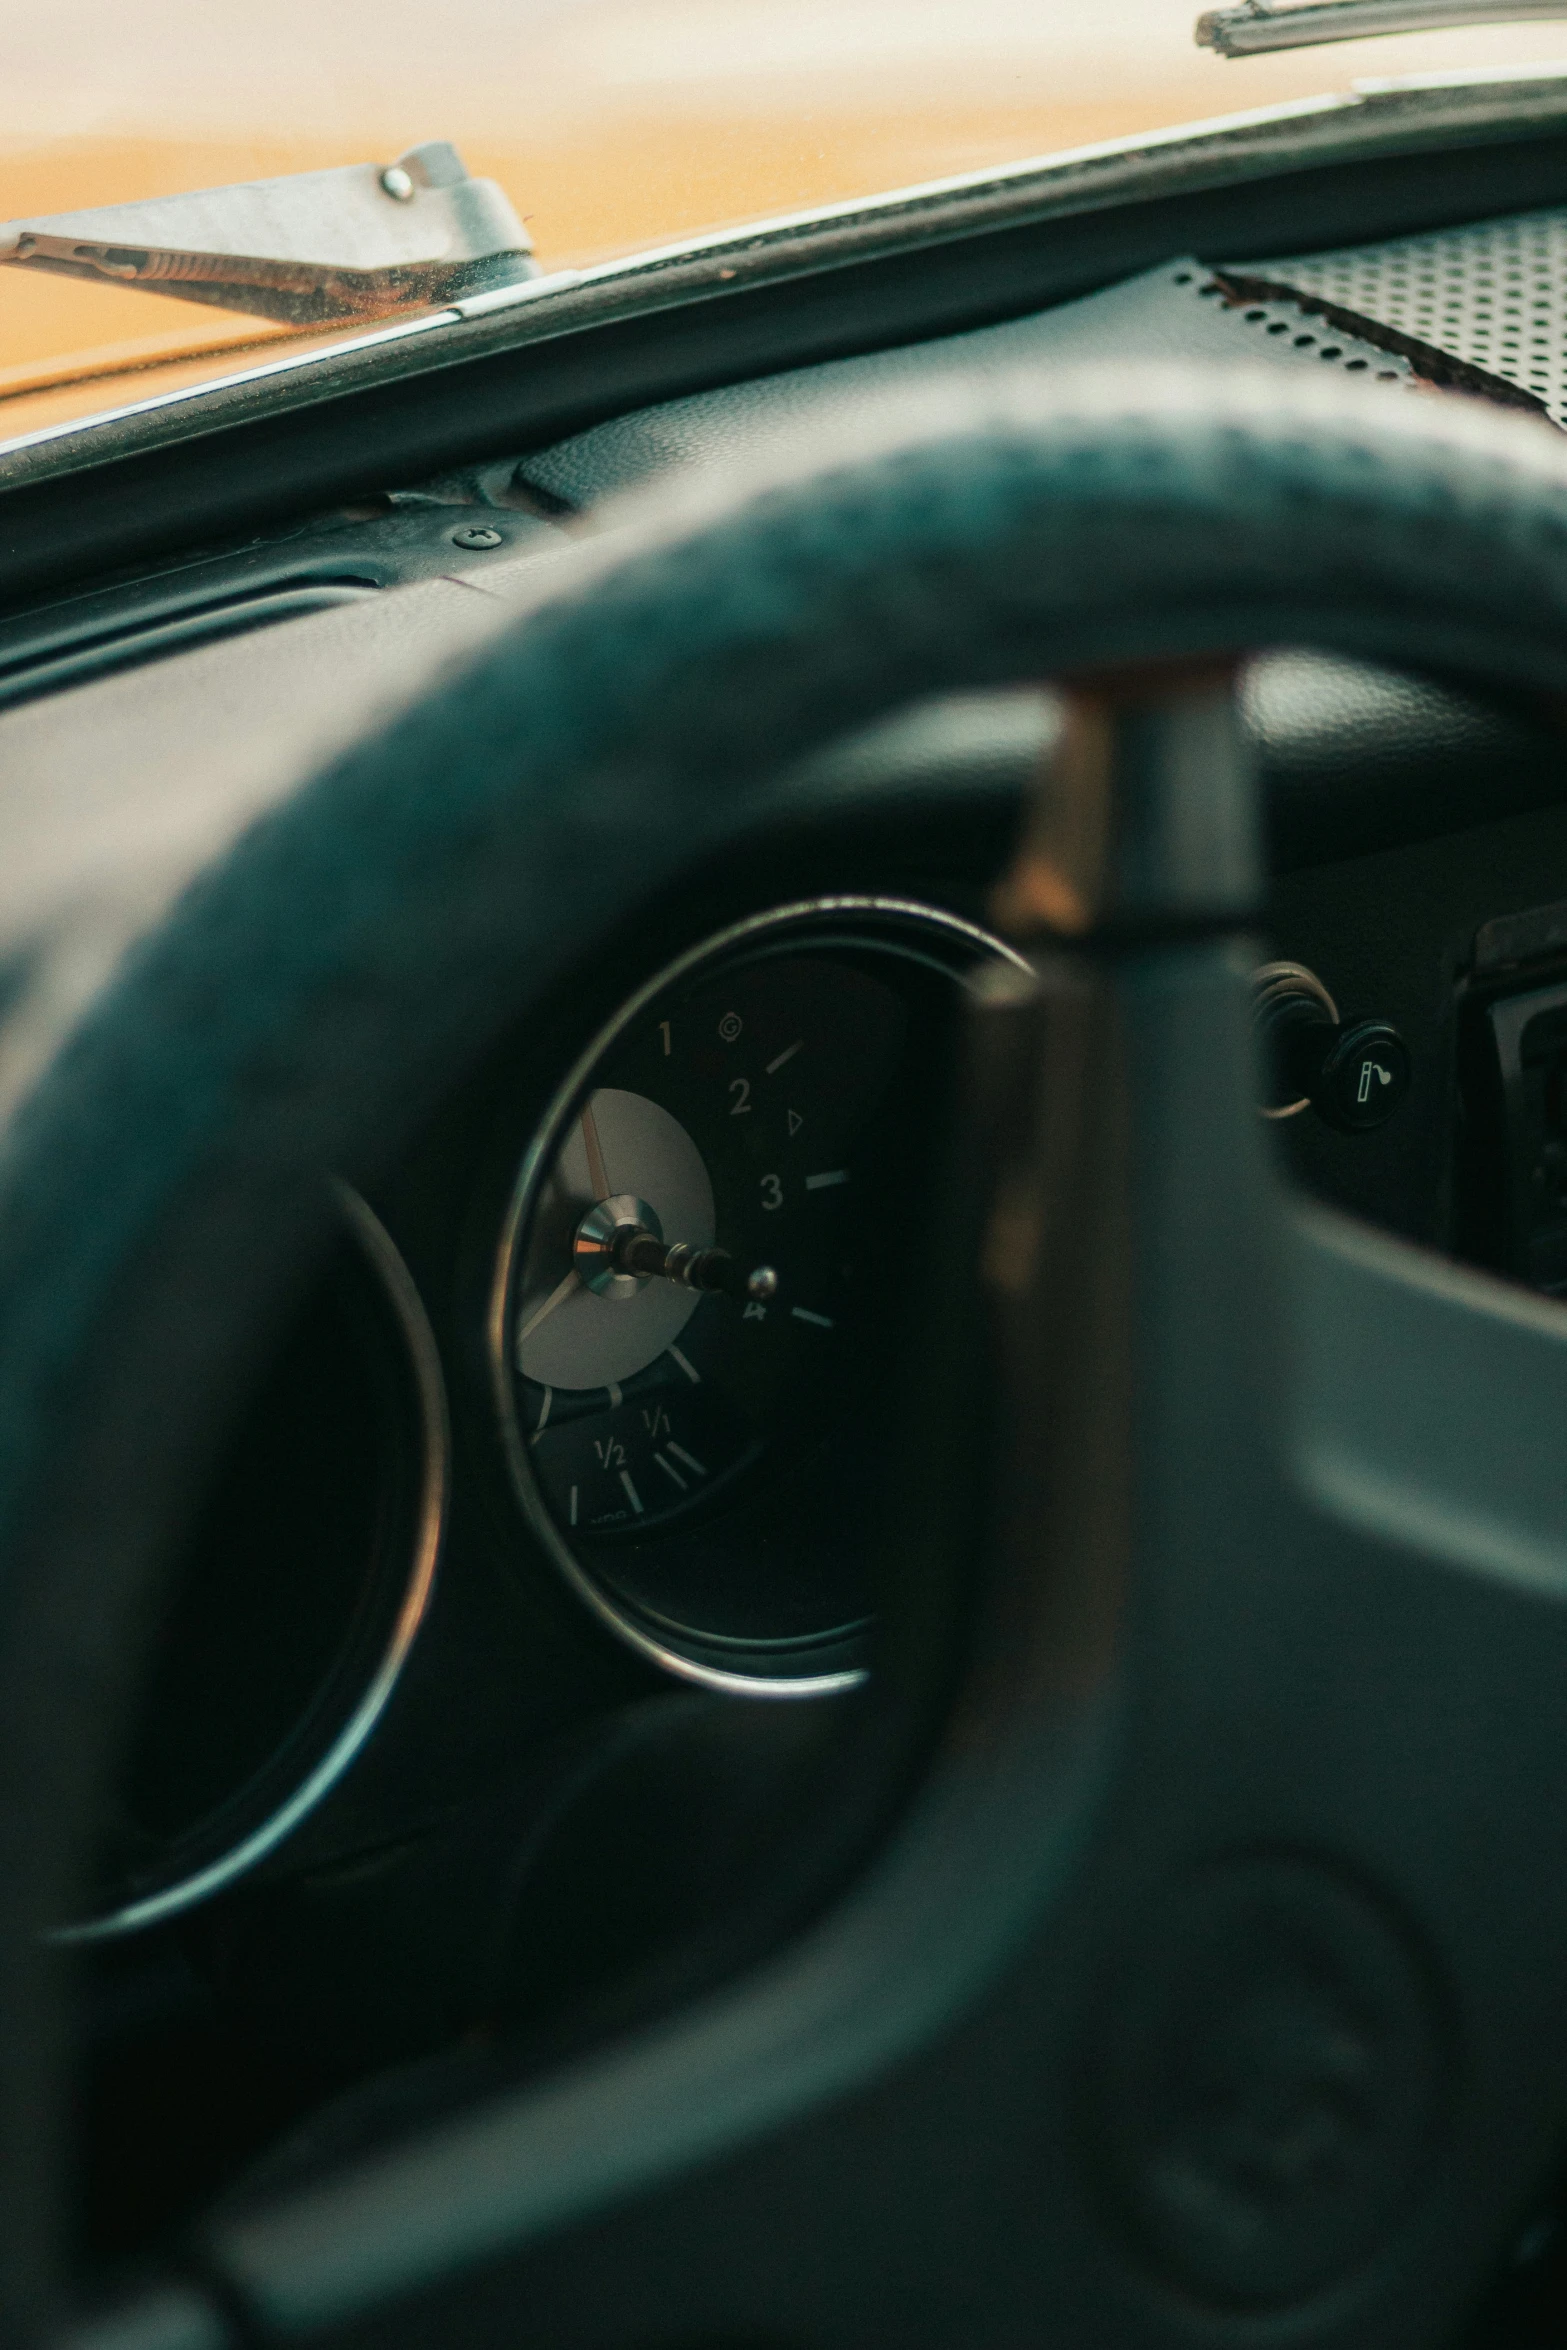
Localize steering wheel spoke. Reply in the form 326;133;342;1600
1291;1196;1567;1606
966;674;1567;2317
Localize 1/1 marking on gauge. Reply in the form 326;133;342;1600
655;1451;688;1492
766;1039;803;1075
805;1169;848;1191
668;1440;707;1478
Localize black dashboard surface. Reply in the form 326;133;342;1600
11;191;1567;2350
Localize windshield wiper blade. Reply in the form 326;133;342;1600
1198;0;1567;54
0;140;537;327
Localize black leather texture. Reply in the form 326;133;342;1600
518;260;1414;515
1246;648;1567;866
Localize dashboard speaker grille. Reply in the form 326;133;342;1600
1249;209;1567;430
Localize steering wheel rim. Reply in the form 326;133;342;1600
8;365;1567;2343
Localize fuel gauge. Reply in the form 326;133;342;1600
491;898;1021;1692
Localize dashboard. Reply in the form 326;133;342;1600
13;125;1567;2345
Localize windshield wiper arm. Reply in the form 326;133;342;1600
1198;0;1567;55
0;140;537;328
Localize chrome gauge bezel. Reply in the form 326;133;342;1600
56;1186;450;1943
489;896;1026;1698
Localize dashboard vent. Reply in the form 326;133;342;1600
0;575;378;716
1243;209;1567;430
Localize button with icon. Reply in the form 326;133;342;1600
1315;1020;1413;1132
1253;964;1412;1134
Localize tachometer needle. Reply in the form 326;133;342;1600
517;1267;580;1347
580;1097;610;1202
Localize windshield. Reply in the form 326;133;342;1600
7;0;1567;447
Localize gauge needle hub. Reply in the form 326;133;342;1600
568;1175;773;1305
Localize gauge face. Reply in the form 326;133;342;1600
71;1193;446;1940
493;900;1020;1692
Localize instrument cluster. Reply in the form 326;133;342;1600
72;895;1019;1947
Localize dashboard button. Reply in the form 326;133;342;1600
1316;1020;1413;1132
1254;963;1411;1134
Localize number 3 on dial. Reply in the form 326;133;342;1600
760;1173;783;1211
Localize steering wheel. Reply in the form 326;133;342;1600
6;365;1567;2350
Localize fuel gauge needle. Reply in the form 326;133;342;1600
581;1097;611;1202
519;1100;610;1355
517;1267;579;1348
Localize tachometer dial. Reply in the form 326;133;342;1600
492;899;1021;1692
66;1191;446;1940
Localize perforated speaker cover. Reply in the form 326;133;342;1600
1237;209;1567;429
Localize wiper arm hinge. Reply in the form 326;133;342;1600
0;140;537;327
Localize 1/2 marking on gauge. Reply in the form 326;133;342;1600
619;1469;644;1514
